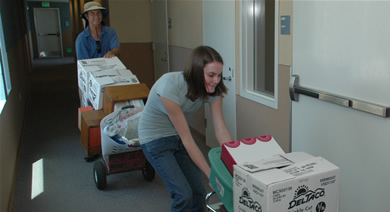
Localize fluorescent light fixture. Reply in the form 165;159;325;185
31;158;44;199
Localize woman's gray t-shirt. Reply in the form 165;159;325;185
138;72;220;145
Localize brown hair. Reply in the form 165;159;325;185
183;46;228;101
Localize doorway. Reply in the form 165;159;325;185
33;8;63;58
151;0;169;81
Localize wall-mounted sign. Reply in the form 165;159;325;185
42;2;50;8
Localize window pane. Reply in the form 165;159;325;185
0;57;6;112
254;0;275;97
240;0;278;109
0;11;11;113
0;58;5;101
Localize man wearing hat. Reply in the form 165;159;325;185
76;1;120;59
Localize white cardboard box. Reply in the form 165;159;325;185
221;135;285;175
88;74;140;110
78;65;100;93
233;152;340;212
80;91;89;108
77;56;128;93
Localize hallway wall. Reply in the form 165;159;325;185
0;0;31;211
109;0;155;89
166;0;205;140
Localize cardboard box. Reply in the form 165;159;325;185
77;56;129;93
80;109;106;157
78;106;93;130
88;74;140;110
221;135;285;175
78;65;100;93
103;83;149;114
233;152;340;212
80;91;90;108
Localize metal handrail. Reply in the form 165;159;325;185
290;75;390;118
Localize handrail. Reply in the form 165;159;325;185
289;75;390;118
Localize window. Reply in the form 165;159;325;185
0;11;12;113
241;0;278;109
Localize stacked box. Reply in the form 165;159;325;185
88;72;140;110
215;135;340;211
103;83;150;114
78;106;93;130
80;109;106;157
77;56;129;100
80;91;89;108
233;152;340;212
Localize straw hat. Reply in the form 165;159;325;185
80;1;108;19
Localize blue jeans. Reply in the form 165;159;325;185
141;135;206;212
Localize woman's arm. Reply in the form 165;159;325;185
209;98;233;146
161;96;211;178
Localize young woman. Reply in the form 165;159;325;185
138;46;233;211
75;1;120;60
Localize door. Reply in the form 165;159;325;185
291;1;390;211
34;8;63;58
151;0;169;81
204;0;236;148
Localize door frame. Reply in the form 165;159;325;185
204;0;237;147
33;8;63;58
151;0;169;81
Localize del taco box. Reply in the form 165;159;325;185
233;151;340;212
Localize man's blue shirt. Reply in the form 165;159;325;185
76;25;120;60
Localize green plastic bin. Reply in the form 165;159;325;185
208;147;233;212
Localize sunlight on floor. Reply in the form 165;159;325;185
31;158;44;200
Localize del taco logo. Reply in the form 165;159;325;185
238;188;262;212
288;185;325;209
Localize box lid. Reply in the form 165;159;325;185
91;76;116;87
239;152;314;173
239;154;294;173
117;69;134;76
111;75;139;84
91;69;133;78
82;65;101;72
236;155;339;185
92;69;121;77
78;56;126;70
221;135;285;175
281;156;339;178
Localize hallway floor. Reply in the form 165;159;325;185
10;57;218;211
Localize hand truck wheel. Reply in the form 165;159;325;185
93;161;107;190
142;160;155;181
